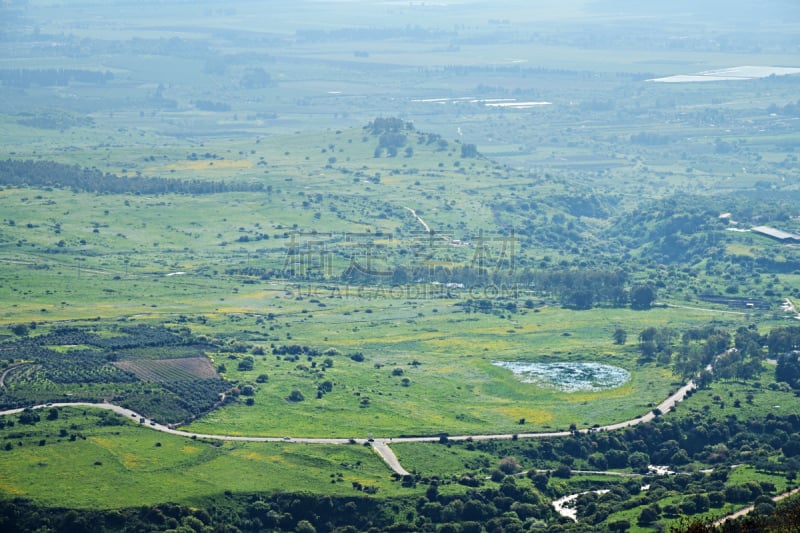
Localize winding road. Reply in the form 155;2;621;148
0;372;702;478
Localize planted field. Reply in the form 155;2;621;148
114;357;218;382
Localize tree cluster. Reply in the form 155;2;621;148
0;159;265;195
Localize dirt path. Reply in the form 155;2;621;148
403;206;431;233
664;303;747;316
0;363;25;389
713;486;800;526
371;440;410;476
782;297;800;319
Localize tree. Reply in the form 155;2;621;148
460;143;478;158
639;341;657;360
295;520;317;533
588;452;608;470
629;452;650;472
639;326;657;343
490;469;505;482
637;506;659;526
286;389;305;402
782;434;800;458
613;328;627;345
498;456;522;475
566;289;593;310
10;323;29;336
776;351;800;388
18;409;39;425
608;519;630;532
692;493;710;514
528;471;549;491
553;463;571;478
689;364;709;386
630;284;655;310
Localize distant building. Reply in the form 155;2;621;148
751;226;800;243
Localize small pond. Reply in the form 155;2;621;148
493;361;630;393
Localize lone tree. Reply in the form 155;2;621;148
613;328;628;345
286;389;305;402
498;456;522;475
630;284;656;310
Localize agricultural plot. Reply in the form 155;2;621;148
113;357;218;382
0;326;228;423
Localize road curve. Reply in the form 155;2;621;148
0;363;25;389
0;373;701;477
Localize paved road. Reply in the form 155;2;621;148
0;371;701;477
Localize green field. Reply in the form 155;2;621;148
0;408;411;507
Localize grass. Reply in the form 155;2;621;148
182;303;707;438
0;407;415;508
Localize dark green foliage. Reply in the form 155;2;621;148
287;389;305;402
366;117;413;135
460;143;478;158
237;356;255;371
9;324;28;337
630;284;656;310
0;159;265;195
670;494;800;532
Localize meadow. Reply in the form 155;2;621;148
0;408;412;508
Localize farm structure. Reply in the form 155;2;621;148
751;226;800;243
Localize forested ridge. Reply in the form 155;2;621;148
0;159;265;195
